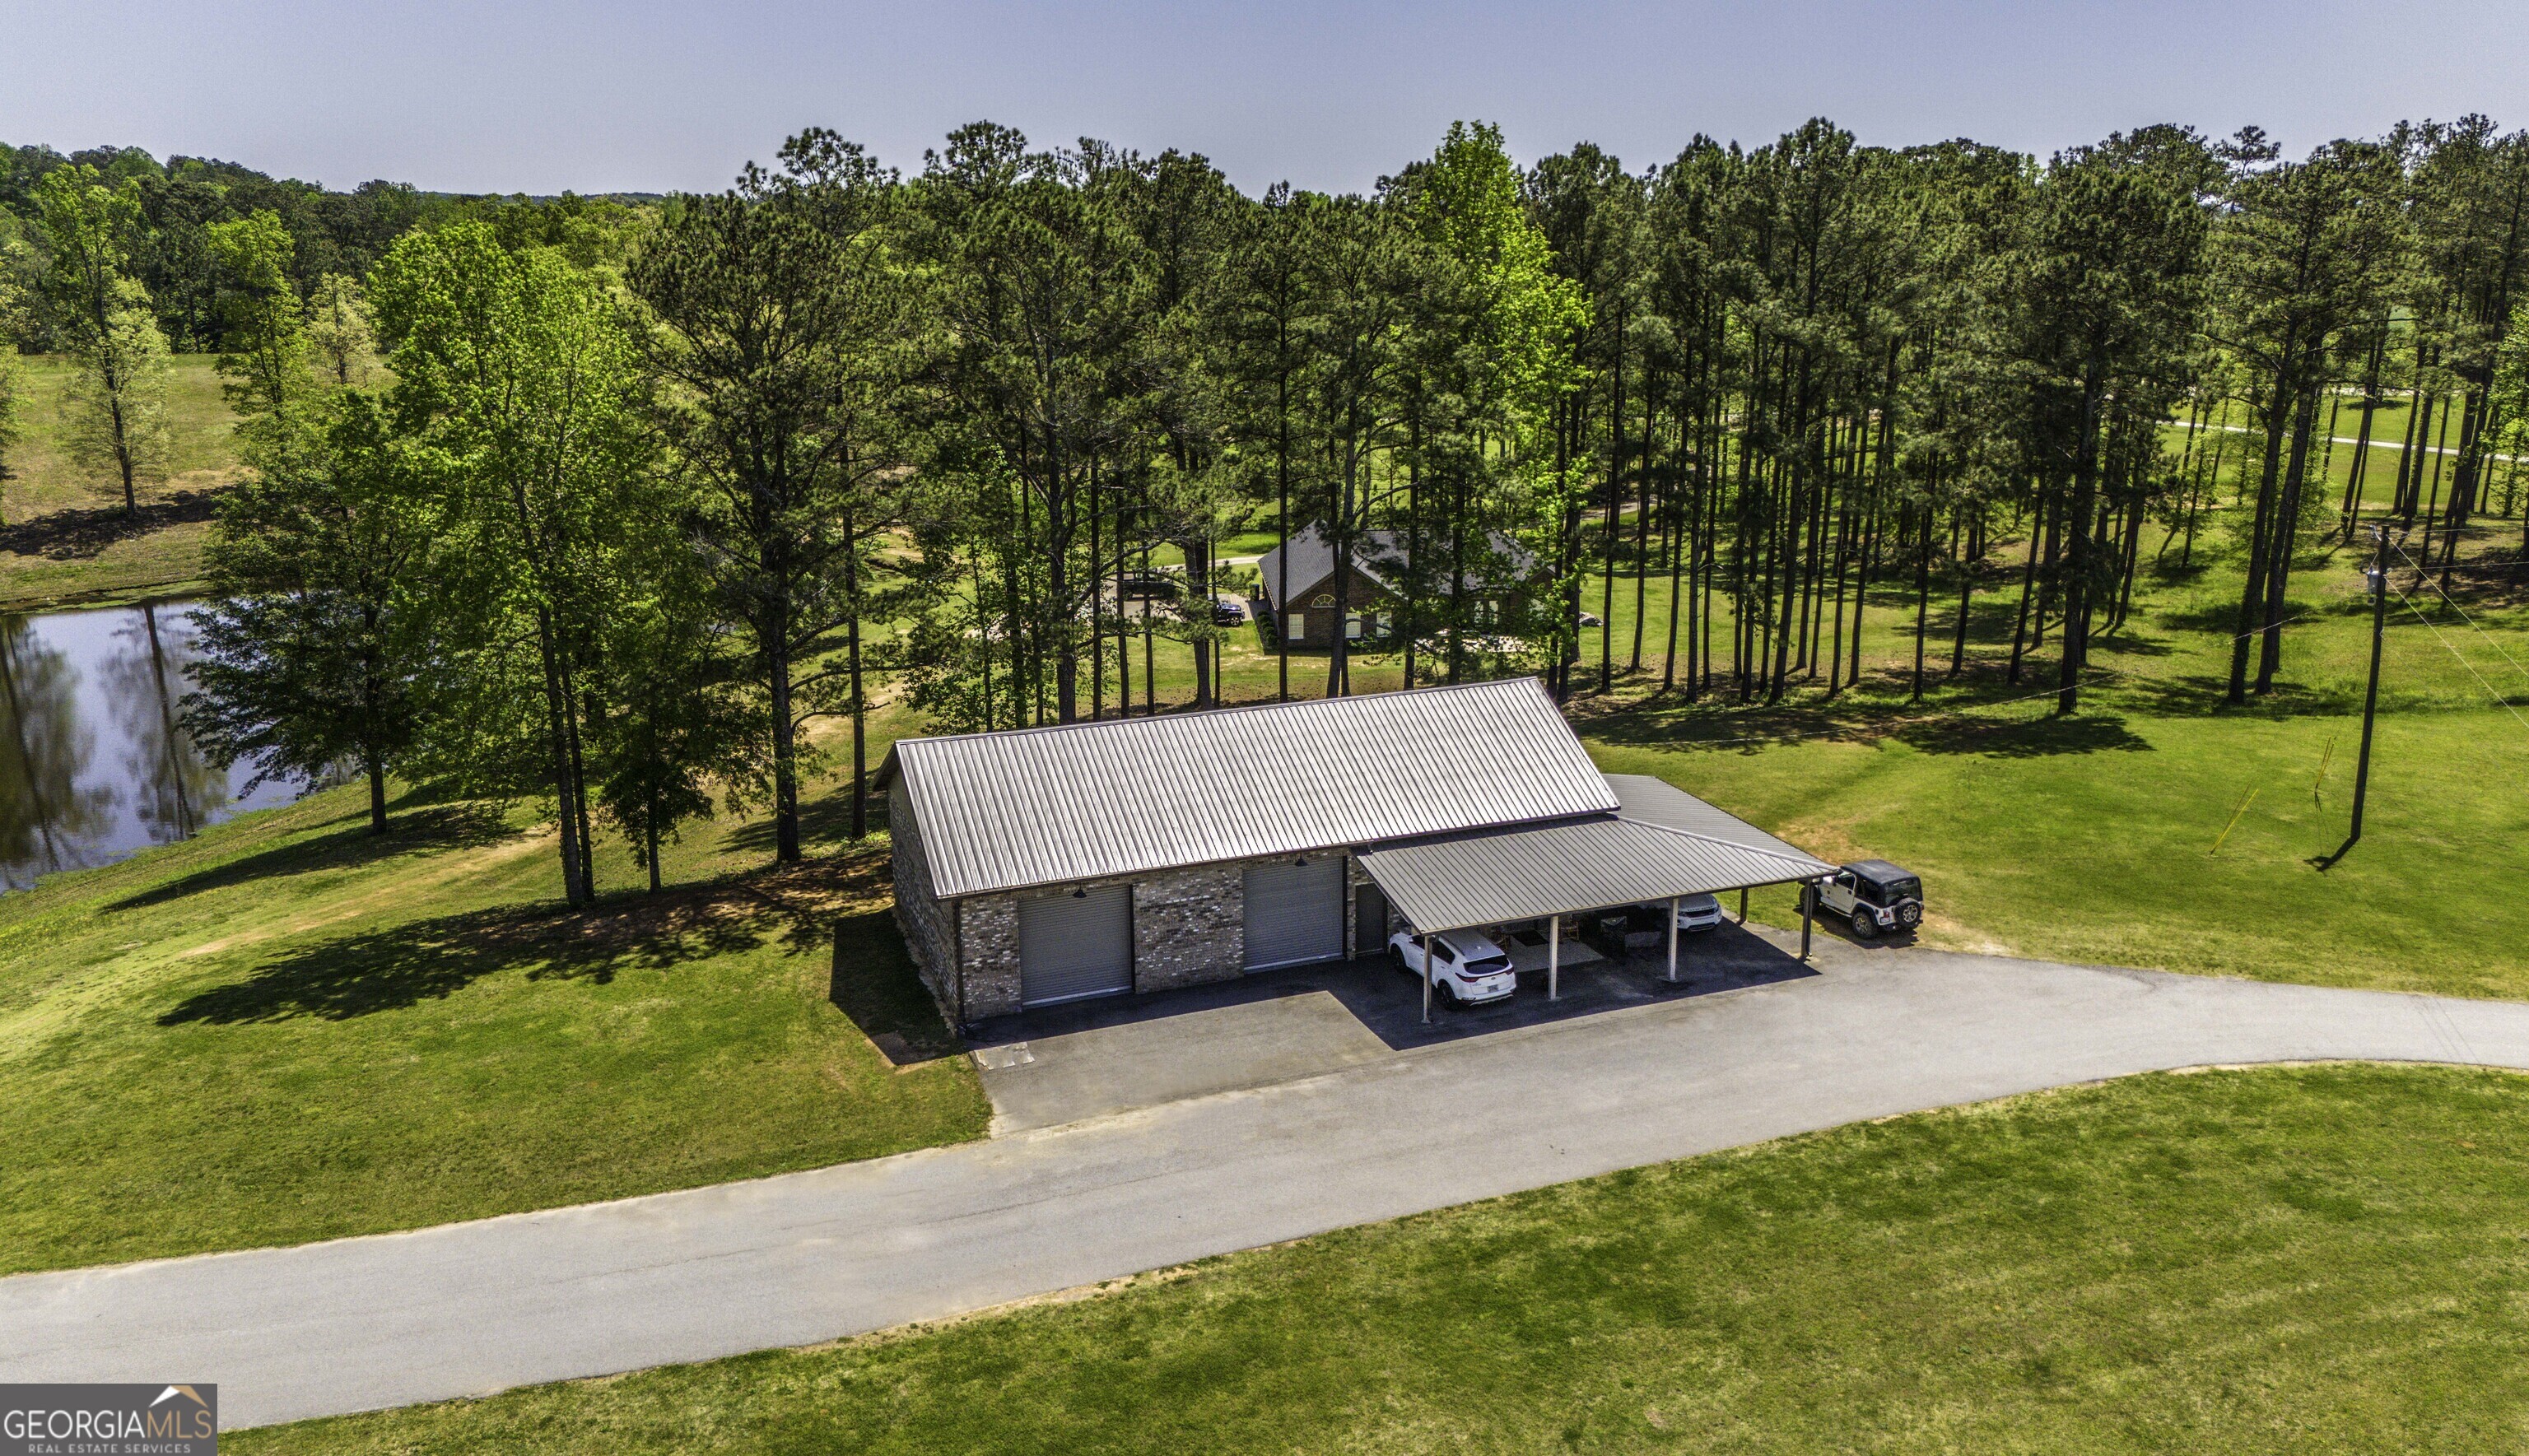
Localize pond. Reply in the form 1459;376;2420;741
0;599;310;893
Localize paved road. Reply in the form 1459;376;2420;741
2184;416;2520;466
10;937;2529;1430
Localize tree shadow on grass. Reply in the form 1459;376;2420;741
1581;701;1848;755
1585;681;2155;759
0;489;227;561
156;884;769;1025
2150;594;2361;638
714;830;960;1063
1892;709;2151;757
716;784;869;859
2089;630;2177;658
108;802;514;912
2108;672;2368;721
831;906;962;1065
2143;557;2214;586
154;850;943;1035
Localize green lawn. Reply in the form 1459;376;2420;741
1550;498;2529;999
2174;391;2529;526
240;1063;2529;1454
0;352;241;608
0;740;988;1277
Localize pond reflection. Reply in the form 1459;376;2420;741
0;601;308;892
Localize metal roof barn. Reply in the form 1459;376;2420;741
878;677;1617;900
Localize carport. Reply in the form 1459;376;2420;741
1359;802;1837;1021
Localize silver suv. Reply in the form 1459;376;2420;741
1805;860;1923;941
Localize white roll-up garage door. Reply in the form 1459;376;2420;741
1018;885;1133;1007
1243;856;1347;970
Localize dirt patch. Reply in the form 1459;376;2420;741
1913;909;2017;957
1776;815;1868;865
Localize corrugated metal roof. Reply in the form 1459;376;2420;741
1358;812;1838;933
1603;774;1819;863
887;678;1618;900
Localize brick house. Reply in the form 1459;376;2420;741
1256;524;1534;649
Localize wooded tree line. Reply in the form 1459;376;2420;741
0;141;650;350
11;114;2527;902
0;142;647;519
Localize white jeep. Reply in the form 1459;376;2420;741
1804;859;1924;941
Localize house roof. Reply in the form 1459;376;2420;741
1358;813;1837;934
1256;525;1535;612
878;677;1618;900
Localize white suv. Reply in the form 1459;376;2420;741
1389;929;1518;1005
1671;893;1724;932
1805;860;1924;941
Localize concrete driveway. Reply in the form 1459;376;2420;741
10;934;2529;1429
971;921;1817;1129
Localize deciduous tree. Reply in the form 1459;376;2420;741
36;165;171;514
184;393;431;832
374;220;652;906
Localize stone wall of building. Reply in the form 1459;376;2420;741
886;788;960;1021
952;895;1023;1023
948;851;1370;1021
1131;862;1247;993
1347;855;1390;957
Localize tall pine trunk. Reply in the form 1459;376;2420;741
2255;382;2321;691
2229;361;2297;704
533;604;592;903
845;511;869;840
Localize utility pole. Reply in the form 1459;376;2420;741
2345;523;2392;853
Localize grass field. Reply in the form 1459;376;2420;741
2179;391;2529;530
1565;506;2529;998
237;1063;2529;1454
0;352;240;608
8;383;2528;1279
0;733;988;1277
4;406;2527;1456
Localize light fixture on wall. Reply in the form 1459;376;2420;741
1071;888;1088;899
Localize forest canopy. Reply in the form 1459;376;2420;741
7;114;2527;909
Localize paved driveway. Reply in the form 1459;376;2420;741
9;935;2529;1429
971;921;1819;1129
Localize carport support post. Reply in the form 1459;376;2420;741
1738;887;1749;924
1800;893;1813;962
1666;895;1680;983
1420;932;1432;1023
1548;916;1560;1001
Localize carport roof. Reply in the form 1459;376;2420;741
1601;774;1819;863
1358;809;1837;934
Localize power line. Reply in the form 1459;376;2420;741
2387;582;2529;739
2393;542;2529;691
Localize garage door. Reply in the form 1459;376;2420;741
1018;886;1133;1007
1243;856;1347;970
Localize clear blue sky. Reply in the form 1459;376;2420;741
7;0;2522;195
